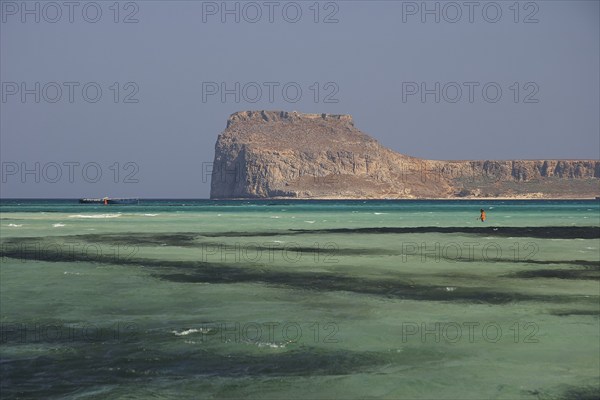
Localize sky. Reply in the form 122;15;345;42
1;0;599;198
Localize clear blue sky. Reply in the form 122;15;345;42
1;0;598;198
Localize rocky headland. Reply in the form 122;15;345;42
210;111;600;199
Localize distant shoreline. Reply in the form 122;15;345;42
210;196;600;201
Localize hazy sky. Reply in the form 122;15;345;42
1;0;598;198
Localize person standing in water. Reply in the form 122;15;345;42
479;209;486;222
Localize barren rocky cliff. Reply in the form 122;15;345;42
210;111;600;199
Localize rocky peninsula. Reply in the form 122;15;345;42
210;111;600;199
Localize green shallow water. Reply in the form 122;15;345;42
1;200;599;399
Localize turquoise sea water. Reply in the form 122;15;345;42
1;199;599;399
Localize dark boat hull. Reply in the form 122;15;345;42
107;199;139;205
79;198;104;204
79;198;139;205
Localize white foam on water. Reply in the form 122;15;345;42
256;341;287;349
172;328;212;336
63;271;82;276
69;214;122;219
53;223;65;227
172;328;199;336
143;214;159;217
7;224;23;227
270;216;280;219
374;212;388;215
304;221;315;224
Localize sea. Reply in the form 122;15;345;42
1;199;599;399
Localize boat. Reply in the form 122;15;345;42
79;197;139;205
79;198;105;204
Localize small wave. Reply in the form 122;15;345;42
64;271;82;276
257;341;287;349
304;221;316;224
7;223;23;227
69;214;122;219
172;328;212;336
144;214;158;217
240;339;288;349
270;216;280;219
373;212;388;215
53;223;65;227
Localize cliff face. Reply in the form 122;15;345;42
210;111;600;199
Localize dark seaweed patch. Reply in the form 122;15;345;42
548;309;600;317
68;232;200;247
158;226;600;239
505;268;600;280
560;385;600;400
0;345;444;398
154;271;589;305
288;226;600;239
2;238;597;305
516;260;599;268
441;257;600;268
